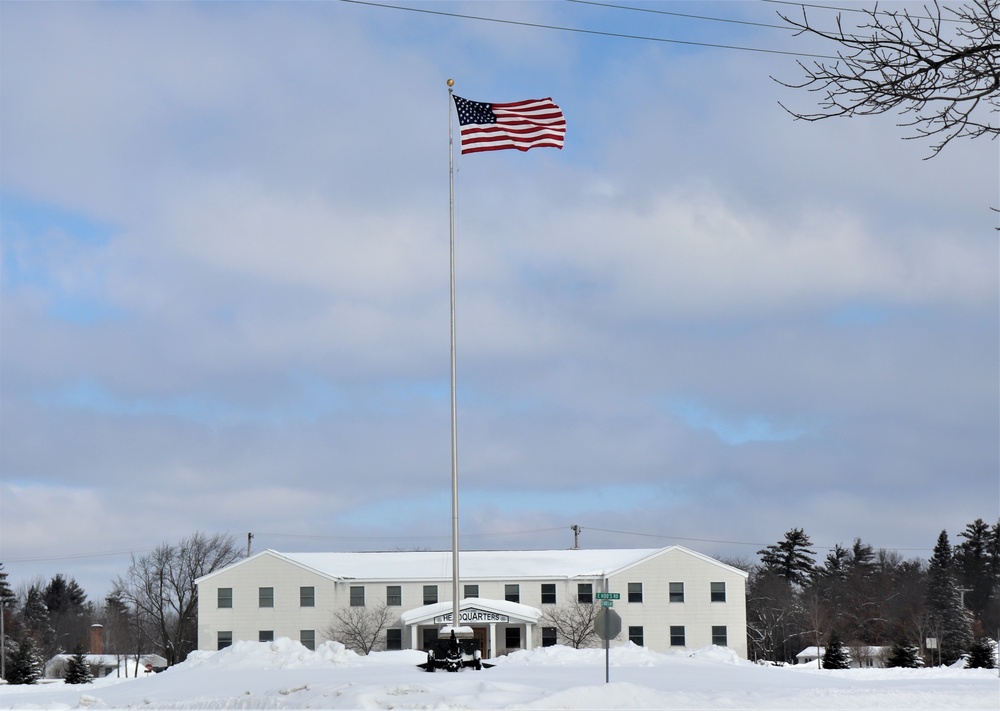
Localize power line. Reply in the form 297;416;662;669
565;0;793;31
582;526;934;552
4;548;154;563
337;0;838;59
254;526;567;543
254;525;933;553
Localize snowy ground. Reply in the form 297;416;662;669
2;640;997;709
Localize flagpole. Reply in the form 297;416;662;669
447;78;461;633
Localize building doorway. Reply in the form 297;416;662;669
472;627;489;658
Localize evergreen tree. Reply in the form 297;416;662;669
43;574;87;616
0;562;16;608
758;528;817;587
955;518;1000;631
923;530;974;665
7;636;44;684
821;630;851;669
965;637;996;669
885;637;922;668
21;584;55;654
63;645;94;684
43;573;90;652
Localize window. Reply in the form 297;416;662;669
577;583;593;604
541;583;557;605
387;585;402;606
259;587;274;608
669;582;684;603
542;627;557;647
712;625;728;647
629;626;644;646
505;584;520;603
259;630;274;643
218;588;233;608
300;630;315;650
423;585;438;605
350;585;365;607
421;628;438;651
386;628;402;651
300;586;315;607
464;584;479;598
670;626;686;647
628;582;643;603
218;631;232;650
711;582;726;603
505;627;521;650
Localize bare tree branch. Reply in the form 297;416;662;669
540;600;601;649
327;602;395;655
774;0;1000;157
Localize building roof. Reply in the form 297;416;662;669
197;545;748;584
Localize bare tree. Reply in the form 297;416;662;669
775;0;999;157
112;532;241;663
540;600;601;649
326;602;395;655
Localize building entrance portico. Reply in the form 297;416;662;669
400;598;541;658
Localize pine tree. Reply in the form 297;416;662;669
885;637;921;668
0;562;16;608
965;637;996;669
43;574;87;615
7;636;44;685
923;530;974;665
822;629;851;669
955;519;996;627
21;585;55;656
758;528;817;587
63;645;94;684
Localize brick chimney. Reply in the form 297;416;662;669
90;623;104;655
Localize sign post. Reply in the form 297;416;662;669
594;607;622;684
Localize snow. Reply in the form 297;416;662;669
2;639;996;709
220;546;746;584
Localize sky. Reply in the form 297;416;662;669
1;0;997;602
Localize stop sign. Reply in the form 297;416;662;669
593;609;622;640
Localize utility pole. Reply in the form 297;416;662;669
247;532;254;557
571;525;581;550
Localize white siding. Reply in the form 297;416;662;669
196;547;748;657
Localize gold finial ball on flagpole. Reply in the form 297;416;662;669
447;79;454;87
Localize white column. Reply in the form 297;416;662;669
525;622;534;651
489;622;497;658
409;624;418;650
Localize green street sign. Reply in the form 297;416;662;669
600;600;614;607
595;592;620;600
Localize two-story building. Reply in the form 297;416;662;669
195;545;747;658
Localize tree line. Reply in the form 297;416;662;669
2;521;998;682
741;518;999;667
0;531;242;684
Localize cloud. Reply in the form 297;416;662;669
1;1;996;602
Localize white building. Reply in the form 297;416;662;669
195;546;748;658
796;645;890;668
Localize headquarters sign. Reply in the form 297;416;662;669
433;608;510;624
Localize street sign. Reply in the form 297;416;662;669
600;600;614;607
595;592;620;600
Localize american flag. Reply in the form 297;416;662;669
453;95;565;154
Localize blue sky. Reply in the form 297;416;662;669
1;1;997;599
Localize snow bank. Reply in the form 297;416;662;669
183;637;362;670
1;640;996;710
494;643;749;668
